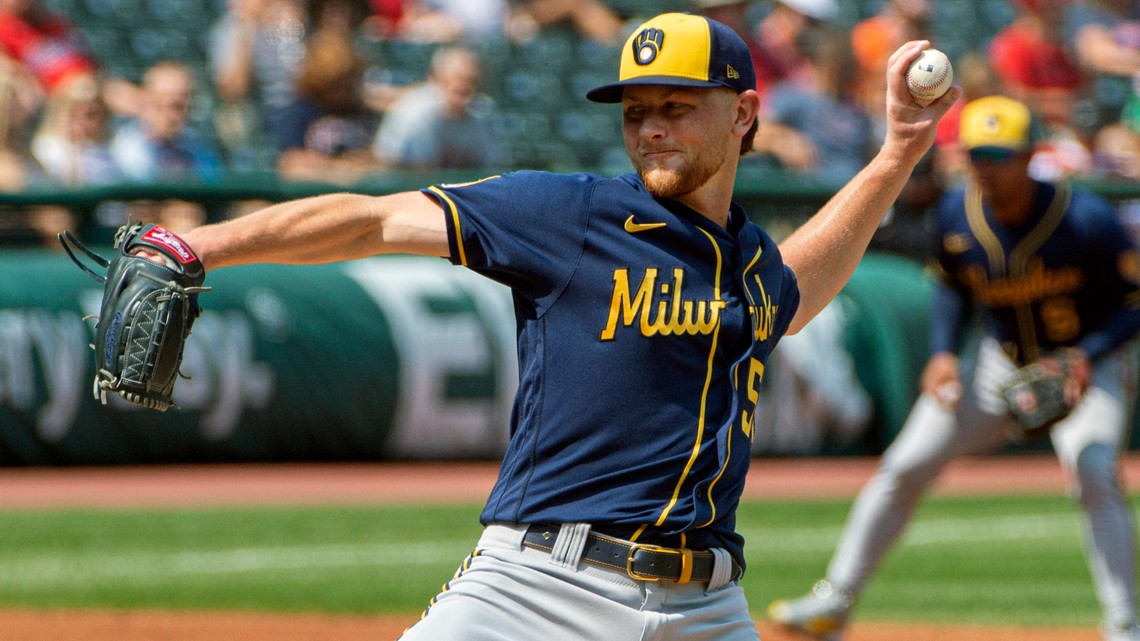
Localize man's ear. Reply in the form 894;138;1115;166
735;89;761;134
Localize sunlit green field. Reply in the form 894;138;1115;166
0;495;1125;627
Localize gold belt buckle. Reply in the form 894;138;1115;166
625;543;694;584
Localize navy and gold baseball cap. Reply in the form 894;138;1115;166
586;13;757;103
959;95;1043;159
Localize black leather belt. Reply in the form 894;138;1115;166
522;524;740;584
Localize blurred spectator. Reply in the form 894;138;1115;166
1028;124;1096;180
1065;0;1140;129
27;73;123;242
0;0;137;116
366;0;406;38
1067;0;1140;79
0;56;44;192
0;0;93;95
692;1;766;95
30;74;123;186
373;46;504;169
109;62;223;184
0;53;75;247
275;31;382;183
108;62;221;235
505;0;623;46
209;0;308;165
1093;120;1140;246
1093;120;1140;179
990;0;1085;117
990;0;1092;182
850;0;933;133
751;26;875;185
309;0;373;36
851;0;931;75
369;0;508;43
751;0;838;99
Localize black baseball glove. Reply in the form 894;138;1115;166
1000;350;1089;440
60;223;209;411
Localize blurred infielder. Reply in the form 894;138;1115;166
110;12;956;641
768;96;1140;641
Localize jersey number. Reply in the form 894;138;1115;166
740;357;764;440
1041;297;1080;343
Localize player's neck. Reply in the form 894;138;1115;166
676;167;738;228
677;193;731;228
990;183;1036;227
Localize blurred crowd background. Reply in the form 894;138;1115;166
0;0;1134;253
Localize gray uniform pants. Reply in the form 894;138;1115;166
826;338;1138;628
399;523;758;641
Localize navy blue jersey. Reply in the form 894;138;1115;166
424;171;800;566
932;180;1140;363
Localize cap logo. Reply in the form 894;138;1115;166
633;28;664;65
726;64;740;80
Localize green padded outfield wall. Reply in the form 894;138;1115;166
1;246;1134;463
0;251;518;464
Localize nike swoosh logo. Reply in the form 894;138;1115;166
624;215;667;233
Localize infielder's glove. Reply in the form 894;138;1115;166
59;223;209;411
1000;350;1090;440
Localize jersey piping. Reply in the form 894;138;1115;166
428;185;467;266
654;225;725;529
965;181;1073;361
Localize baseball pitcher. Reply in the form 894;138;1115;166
63;13;957;641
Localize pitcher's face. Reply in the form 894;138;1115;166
622;85;738;199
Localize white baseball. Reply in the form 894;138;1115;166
905;48;953;105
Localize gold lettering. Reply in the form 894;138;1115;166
695;300;725;335
600;268;724;340
959;262;1085;307
669;269;685;335
750;274;779;341
601;268;656;340
1041;297;1080;342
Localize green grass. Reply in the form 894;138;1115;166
0;504;483;614
742;495;1108;626
0;495;1129;626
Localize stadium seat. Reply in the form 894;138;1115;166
144;0;211;25
129;27;195;65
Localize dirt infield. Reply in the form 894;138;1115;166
1;453;1128;508
2;453;1137;641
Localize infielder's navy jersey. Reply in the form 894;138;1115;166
932;180;1140;363
424;171;800;566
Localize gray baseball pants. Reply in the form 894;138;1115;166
399;522;758;641
825;338;1138;629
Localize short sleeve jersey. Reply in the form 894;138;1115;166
425;171;800;565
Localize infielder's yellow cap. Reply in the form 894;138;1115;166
586;13;757;103
959;95;1041;154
